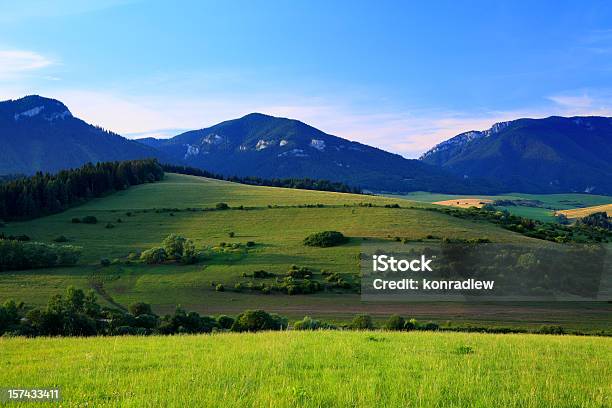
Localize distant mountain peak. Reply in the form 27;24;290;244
2;95;72;122
420;115;612;194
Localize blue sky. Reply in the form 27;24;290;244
1;0;611;157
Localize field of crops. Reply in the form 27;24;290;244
1;331;609;407
557;204;612;219
392;191;612;222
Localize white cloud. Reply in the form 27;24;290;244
0;50;54;79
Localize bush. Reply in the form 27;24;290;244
537;325;565;335
0;240;81;271
404;319;417;331
53;235;69;243
105;223;114;229
303;231;348;247
215;203;229;210
351;314;374;330
384;314;406;331
100;258;111;267
293;316;336;330
231;310;287;332
127;252;140;261
252;270;275;278
161;233;197;264
140;247;167;264
216;315;234;330
215;284;225;292
246;241;255;247
71;217;81;224
81;216;98;224
129;302;152;316
421;322;439;331
228;232;235;238
134;314;158;329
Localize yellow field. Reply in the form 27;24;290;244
433;198;493;208
556;204;612;219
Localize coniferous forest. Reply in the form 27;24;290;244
0;159;164;221
161;163;362;194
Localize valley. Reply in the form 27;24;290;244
1;173;610;331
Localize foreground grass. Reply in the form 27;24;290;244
0;331;609;407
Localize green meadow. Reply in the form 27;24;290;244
0;331;610;407
1;173;611;330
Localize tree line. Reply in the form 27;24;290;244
1;287;597;337
161;163;362;194
0;159;164;220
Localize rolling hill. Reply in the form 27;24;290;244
0;95;162;175
137;113;493;193
420;116;612;195
2;173;609;330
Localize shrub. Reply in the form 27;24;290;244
384;314;406;331
228;232;235;238
140;247;167;264
537;325;565;335
129;302;152;316
0;240;81;271
71;217;81;224
246;241;255;247
127;252;140;261
293;316;336;330
105;223;114;229
81;216;98;224
215;203;229;210
53;235;69;243
286;265;312;279
134;314;158;329
404;319;417;331
231;310;287;332
421;322;439;331
161;233;197;263
351;314;374;330
252;270;275;278
303;231;348;247
100;258;111;267
216;315;234;330
215;284;225;292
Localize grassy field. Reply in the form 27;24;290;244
391;191;612;222
1;173;610;330
0;331;610;407
557;203;612;219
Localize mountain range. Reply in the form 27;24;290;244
1;95;610;195
420;116;612;194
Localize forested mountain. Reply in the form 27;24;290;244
420;116;612;194
0;95;162;175
138;113;490;193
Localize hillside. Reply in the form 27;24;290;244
1;173;610;329
420;116;612;194
1;331;610;407
0;95;162;174
138;113;492;193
